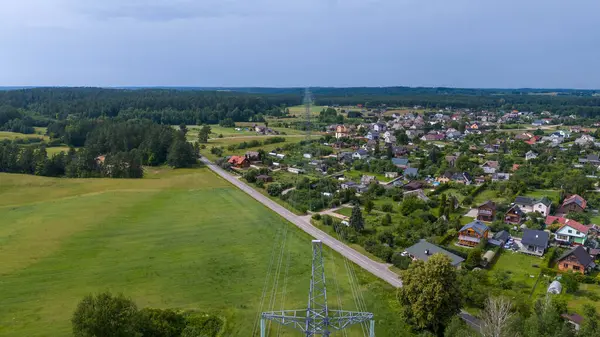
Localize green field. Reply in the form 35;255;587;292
199;136;306;161
0;131;48;141
0;169;409;336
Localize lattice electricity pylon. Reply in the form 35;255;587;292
261;240;375;336
303;88;312;141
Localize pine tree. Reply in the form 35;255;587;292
349;204;365;232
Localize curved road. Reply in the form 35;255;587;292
200;157;403;288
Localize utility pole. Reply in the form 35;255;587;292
304;88;312;141
261;240;374;336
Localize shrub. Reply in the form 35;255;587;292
72;292;139;337
267;183;283;196
312;213;322;221
391;252;411;270
138;308;186;337
381;203;394;213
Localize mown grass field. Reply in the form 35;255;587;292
0;168;409;337
199;136;306;161
0;131;48;141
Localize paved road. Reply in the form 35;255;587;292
200;157;403;288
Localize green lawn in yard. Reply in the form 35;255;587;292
335;207;353;217
524;189;561;204
473;189;509;204
344;170;392;183
560;282;600;314
590;215;600;225
0;170;410;337
287;105;326;117
491;250;545;290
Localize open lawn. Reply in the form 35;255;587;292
46;146;70;157
287;105;326;117
491;250;545;292
0;169;409;337
0;131;48;142
524;189;561;204
182;124;306;141
199;136;306;161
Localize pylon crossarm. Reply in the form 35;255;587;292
261;310;308;333
328;310;374;330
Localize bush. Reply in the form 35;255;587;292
391;252;411;270
267;183;283;196
72;292;140;337
381;203;394;213
312;213;322;220
322;215;333;226
138;308;186;337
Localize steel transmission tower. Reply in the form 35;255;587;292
304;88;312;141
261;240;375;336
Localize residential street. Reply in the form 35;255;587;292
200;157;403;288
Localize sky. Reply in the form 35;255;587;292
1;0;599;89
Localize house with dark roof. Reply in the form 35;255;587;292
405;239;464;267
546;216;590;246
561;314;584;331
458;220;490;247
404;167;419;178
557;246;596;274
521;229;549;256
557;194;587;215
489;230;510;246
391;157;409;168
352;149;369;160
403;181;423;191
578;154;600;165
477;201;496;222
514;196;552;216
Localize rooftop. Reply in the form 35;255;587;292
405;239;464;266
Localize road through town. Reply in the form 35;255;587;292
200;157;403;288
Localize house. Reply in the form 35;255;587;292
341;181;358;190
561;314;583;331
384;134;396;144
512;164;521;172
525;151;538;161
228;156;250;168
404;167;419;178
451;172;472;185
335;125;349;139
489;230;510;247
385;172;399;179
515;132;534;141
521;229;549;256
514;196;552;216
578;154;600;165
481;161;499;174
256;175;273;183
491;172;511;182
372;122;386;132
287;167;305;174
532;120;544;127
525;135;541;145
557;246;596;274
391;157;409;169
352;149;369;160
361;175;378;185
477;201;496;222
403;189;430;202
505;205;526;224
557;194;587;214
575;134;595;146
546;216;589;245
245;151;260;161
405;239;464;267
366;131;380;140
403;181;424;191
458;220;490;247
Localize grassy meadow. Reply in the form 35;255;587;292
0;168;409;337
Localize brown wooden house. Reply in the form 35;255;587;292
458;220;490;247
557;194;587;215
504;205;525;224
557;246;595;274
477;201;496;222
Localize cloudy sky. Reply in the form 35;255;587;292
1;0;599;88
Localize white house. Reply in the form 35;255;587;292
575;134;595;146
287;167;305;174
548;217;590;245
514;196;552;216
525;151;538;161
352;149;369;160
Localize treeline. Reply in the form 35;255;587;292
0;88;296;124
72;292;223;337
0;119;197;178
